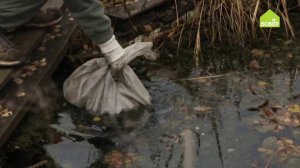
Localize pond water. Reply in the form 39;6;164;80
1;34;300;168
40;68;300;168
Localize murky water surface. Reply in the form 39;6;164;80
45;69;300;168
2;35;300;168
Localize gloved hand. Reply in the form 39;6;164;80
99;35;157;74
98;35;125;73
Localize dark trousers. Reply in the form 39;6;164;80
0;0;113;44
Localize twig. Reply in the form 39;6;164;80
123;0;138;32
176;24;186;57
142;0;148;10
264;153;273;168
174;0;179;26
27;160;48;168
175;72;238;81
156;41;165;50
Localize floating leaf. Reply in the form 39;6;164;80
104;150;136;168
257;81;268;87
288;104;300;113
93;116;101;122
245;101;300;133
143;24;153;32
258;136;300;164
247;99;269;111
38;46;46;52
227;148;235;152
262;108;274;117
287;53;293;58
193;106;213;112
249;60;260;70
251;49;265;57
293;130;300;140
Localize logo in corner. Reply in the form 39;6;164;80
260;10;280;28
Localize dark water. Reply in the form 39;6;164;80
33;69;300;168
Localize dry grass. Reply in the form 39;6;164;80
102;0;298;68
172;0;298;67
190;0;296;43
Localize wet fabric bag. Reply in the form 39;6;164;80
63;42;153;115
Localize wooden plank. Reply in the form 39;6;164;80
0;15;77;147
0;30;46;90
113;0;195;37
106;0;169;20
0;70;11;87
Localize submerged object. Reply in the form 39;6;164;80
44;138;100;168
181;129;199;168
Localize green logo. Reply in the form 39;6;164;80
260;10;280;28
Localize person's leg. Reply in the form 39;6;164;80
64;0;125;69
0;0;62;66
26;9;62;28
63;0;113;44
0;0;47;29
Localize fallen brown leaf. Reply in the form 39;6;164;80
194;106;213;112
13;78;24;85
24;65;38;71
251;49;265;57
16;92;26;98
38;46;46;52
0;108;13;118
257;81;268;87
143;24;153;32
249;60;260;70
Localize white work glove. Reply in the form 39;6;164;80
98;35;126;73
99;35;158;74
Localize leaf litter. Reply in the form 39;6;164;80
16;92;26;98
246;103;300;133
18;58;47;78
258;136;300;164
13;78;24;85
104;150;136;168
0;105;13;119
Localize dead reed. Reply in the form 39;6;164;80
173;0;298;67
189;0;296;43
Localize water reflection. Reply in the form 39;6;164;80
43;69;300;168
44;113;101;168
